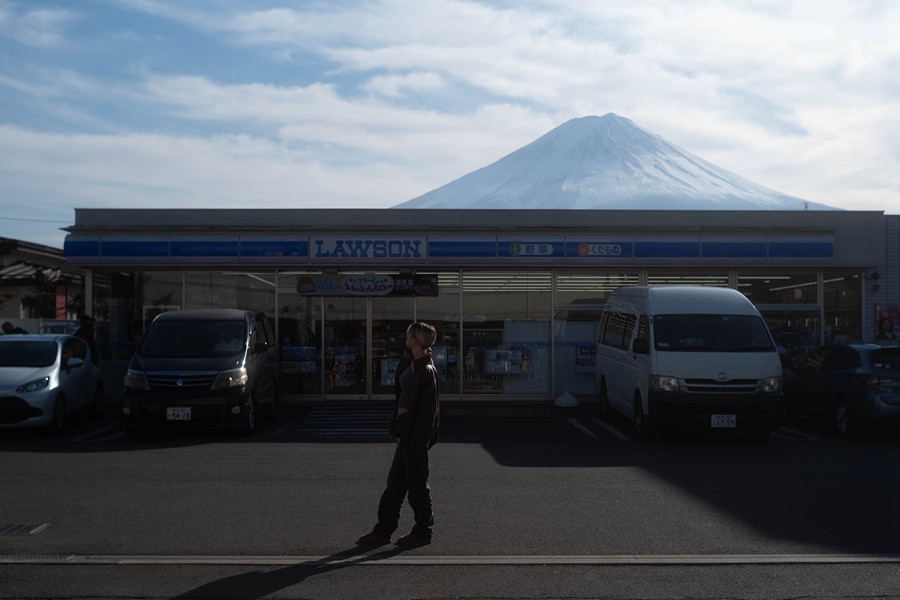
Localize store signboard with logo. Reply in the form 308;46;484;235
498;237;565;260
296;273;438;296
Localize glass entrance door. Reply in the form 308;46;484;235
324;297;367;395
371;297;414;397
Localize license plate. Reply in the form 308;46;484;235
711;414;736;428
167;407;192;421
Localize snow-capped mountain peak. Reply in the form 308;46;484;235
393;113;835;210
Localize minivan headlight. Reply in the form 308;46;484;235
761;376;782;393
123;369;150;391
212;367;248;390
650;375;679;392
17;377;50;393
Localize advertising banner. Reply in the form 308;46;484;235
297;273;438;296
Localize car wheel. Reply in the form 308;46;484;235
835;399;852;437
633;393;653;440
598;380;610;419
240;396;256;435
90;384;104;418
50;397;66;433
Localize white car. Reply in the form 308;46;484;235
0;334;104;431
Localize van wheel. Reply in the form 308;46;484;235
598;380;610;419
633;394;653;440
240;396;256;435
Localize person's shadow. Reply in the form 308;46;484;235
170;544;409;599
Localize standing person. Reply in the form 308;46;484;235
357;322;440;546
74;315;99;363
876;317;897;341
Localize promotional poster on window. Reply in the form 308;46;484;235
297;274;438;296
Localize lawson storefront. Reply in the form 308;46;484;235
63;208;889;402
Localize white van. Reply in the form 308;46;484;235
596;286;783;439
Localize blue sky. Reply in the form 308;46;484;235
1;0;899;248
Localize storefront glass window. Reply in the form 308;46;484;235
554;272;638;395
92;270;183;360
824;270;862;342
556;272;639;305
738;271;819;305
185;271;276;316
760;309;821;370
372;296;416;396
647;271;729;287
462;271;551;395
324;296;367;395
278;272;322;396
416;271;462;395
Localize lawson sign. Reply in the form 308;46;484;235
312;236;425;261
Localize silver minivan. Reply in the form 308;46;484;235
596;286;783;439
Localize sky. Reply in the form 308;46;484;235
1;0;898;249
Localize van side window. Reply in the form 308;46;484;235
598;312;610;343
602;310;635;350
636;315;649;343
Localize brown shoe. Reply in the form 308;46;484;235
395;532;431;546
356;531;391;545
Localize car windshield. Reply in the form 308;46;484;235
140;320;247;357
653;314;775;352
870;348;900;372
0;341;58;367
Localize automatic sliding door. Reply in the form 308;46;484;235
325;297;367;395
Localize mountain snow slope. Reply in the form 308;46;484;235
393;114;836;210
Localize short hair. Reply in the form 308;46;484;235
407;322;436;349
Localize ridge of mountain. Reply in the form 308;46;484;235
393;114;835;211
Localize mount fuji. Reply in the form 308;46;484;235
393;114;836;211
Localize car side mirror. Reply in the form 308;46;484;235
253;341;268;354
66;357;84;371
632;338;650;355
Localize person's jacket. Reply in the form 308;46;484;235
391;351;440;457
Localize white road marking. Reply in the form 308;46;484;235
772;426;818;441
591;418;630;441
566;418;598;440
3;553;900;566
71;423;119;443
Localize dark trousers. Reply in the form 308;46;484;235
374;444;433;539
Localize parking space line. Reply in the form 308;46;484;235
71;423;119;443
566;418;599;440
591;418;631;441
772;426;818;441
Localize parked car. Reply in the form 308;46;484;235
784;342;900;436
0;334;104;431
121;309;279;435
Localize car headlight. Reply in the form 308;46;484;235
761;376;782;393
123;369;150;391
17;377;50;393
212;367;248;390
650;375;679;392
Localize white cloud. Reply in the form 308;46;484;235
1;4;77;48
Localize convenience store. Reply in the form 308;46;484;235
63;208;897;402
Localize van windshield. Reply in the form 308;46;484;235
653;314;775;352
140;320;247;357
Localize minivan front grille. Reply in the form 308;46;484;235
146;371;218;390
681;379;759;394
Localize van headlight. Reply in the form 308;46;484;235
212;367;248;390
650;375;679;392
761;376;782;393
17;377;50;393
123;369;149;391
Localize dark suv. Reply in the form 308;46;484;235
121;309;279;435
